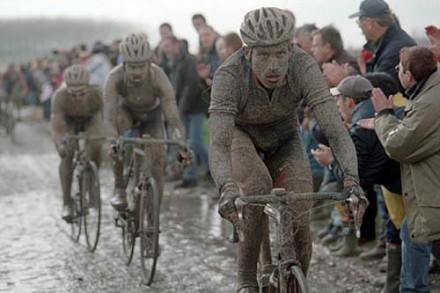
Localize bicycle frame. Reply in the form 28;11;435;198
114;134;188;210
231;188;359;292
113;133;189;285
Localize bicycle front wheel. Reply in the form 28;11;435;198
83;162;102;252
122;214;136;265
139;177;160;286
5;112;15;142
285;265;309;293
70;174;82;242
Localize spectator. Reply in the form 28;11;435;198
108;39;122;67
85;41;112;88
311;25;359;85
324;0;416;90
159;22;173;39
153;23;176;65
313;76;380;257
197;25;220;88
192;13;207;33
314;74;405;291
2;64;29;120
215;33;243;63
294;23;318;54
161;36;208;188
370;46;440;293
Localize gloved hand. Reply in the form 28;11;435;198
176;144;193;167
218;181;241;225
108;143;118;159
56;138;67;158
342;177;369;237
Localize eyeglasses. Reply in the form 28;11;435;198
395;65;400;73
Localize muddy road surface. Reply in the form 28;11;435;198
1;117;439;293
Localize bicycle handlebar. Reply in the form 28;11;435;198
116;136;188;148
226;188;365;244
66;134;107;141
235;191;347;206
64;135;187;149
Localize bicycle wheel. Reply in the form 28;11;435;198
5;113;15;139
139;177;160;285
83;162;101;252
122;214;136;265
4;104;16;142
285;265;309;293
70;171;82;242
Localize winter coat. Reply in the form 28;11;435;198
375;67;440;242
161;51;205;115
365;24;416;91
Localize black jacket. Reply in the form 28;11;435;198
330;98;402;194
366;24;416;91
161;51;205;115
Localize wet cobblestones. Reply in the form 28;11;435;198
1;121;440;293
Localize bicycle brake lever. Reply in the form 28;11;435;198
347;195;369;238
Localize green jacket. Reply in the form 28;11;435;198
375;67;440;243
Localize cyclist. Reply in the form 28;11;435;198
209;7;364;292
2;64;28;121
104;33;186;209
51;65;104;222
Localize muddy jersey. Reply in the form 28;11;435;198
103;63;182;137
209;46;358;187
52;85;102;125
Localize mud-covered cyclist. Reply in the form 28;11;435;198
51;65;104;222
103;33;188;209
208;7;365;293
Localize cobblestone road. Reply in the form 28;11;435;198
1;119;439;293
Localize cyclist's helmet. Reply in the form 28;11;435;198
64;65;90;86
119;33;152;63
240;7;295;47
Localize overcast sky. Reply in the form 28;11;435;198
1;0;439;52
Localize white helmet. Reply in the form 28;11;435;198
64;65;89;86
119;33;152;63
240;7;295;47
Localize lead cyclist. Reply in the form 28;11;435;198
208;7;365;292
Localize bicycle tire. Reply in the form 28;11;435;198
70;172;82;242
139;177;160;286
285;265;309;293
3;102;16;142
83;162;101;252
122;215;136;265
119;147;137;265
5;114;15;139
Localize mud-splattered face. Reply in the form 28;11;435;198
124;61;149;84
67;85;87;104
249;42;291;89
